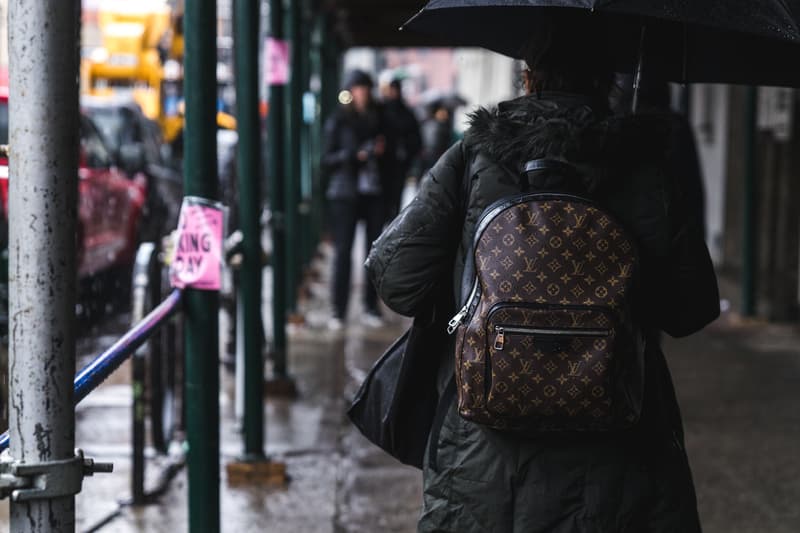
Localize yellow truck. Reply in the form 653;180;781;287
82;0;184;142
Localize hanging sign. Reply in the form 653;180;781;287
169;197;226;291
265;38;290;86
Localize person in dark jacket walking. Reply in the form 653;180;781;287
419;103;454;177
365;13;719;533
381;77;422;221
323;70;387;330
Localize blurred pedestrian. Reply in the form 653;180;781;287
419;103;454;176
366;12;718;533
322;70;387;330
380;77;422;221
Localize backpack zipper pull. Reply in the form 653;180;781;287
447;306;468;334
494;327;505;351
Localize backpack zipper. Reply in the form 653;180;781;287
447;277;479;334
493;325;610;351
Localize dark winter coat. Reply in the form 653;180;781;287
322;103;385;200
383;97;422;174
420;117;454;175
382;98;423;215
365;92;719;533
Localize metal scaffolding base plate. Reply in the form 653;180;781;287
226;460;288;486
287;312;306;325
264;376;298;398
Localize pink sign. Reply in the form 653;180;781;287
170;197;225;291
265;37;290;86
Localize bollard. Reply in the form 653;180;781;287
183;0;221;530
8;0;81;531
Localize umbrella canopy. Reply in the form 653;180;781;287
420;89;468;110
403;1;800;87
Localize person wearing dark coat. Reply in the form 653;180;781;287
381;78;422;221
419;104;454;177
322;70;387;329
365;14;719;533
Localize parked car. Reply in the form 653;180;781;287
81;94;183;242
0;91;149;324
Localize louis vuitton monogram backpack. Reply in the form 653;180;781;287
447;159;644;432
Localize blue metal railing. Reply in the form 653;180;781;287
0;289;183;452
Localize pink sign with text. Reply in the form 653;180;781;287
265;38;290;86
170;197;225;291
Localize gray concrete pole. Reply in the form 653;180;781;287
8;0;81;531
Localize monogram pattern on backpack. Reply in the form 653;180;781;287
450;196;641;431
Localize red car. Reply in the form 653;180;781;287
0;90;147;279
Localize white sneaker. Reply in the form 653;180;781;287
328;317;344;331
361;313;384;328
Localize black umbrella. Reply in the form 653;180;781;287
403;1;800;87
420;89;468;111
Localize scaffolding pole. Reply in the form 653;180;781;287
234;0;266;458
8;0;81;531
268;0;289;379
742;87;758;317
184;0;221;530
284;0;303;316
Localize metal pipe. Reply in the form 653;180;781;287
299;5;313;268
0;290;183;453
75;290;182;403
268;0;289;378
742;87;758;316
285;0;303;317
234;0;266;458
183;0;221;528
8;0;80;530
309;16;324;253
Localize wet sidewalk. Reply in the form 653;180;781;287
0;242;799;531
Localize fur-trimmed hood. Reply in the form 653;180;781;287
462;92;673;181
463;92;608;173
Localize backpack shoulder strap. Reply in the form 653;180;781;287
522;158;583;193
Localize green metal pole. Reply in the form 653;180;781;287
309;16;324;250
285;0;303;314
269;0;289;378
742;87;758;317
234;0;265;457
318;20;339;239
299;4;313;267
320;28;341;142
184;0;220;530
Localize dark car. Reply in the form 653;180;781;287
82;94;183;241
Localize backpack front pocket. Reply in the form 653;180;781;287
484;305;617;429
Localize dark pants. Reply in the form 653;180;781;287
329;195;384;319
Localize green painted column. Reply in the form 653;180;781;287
308;16;324;250
234;0;265;457
183;0;220;530
300;7;314;267
285;0;303;314
742;87;758;317
268;0;289;378
318;21;340;233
